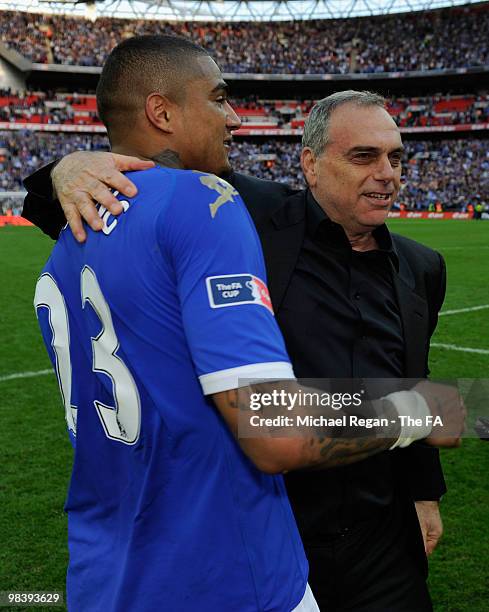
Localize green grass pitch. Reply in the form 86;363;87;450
0;220;488;611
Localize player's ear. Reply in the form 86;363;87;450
145;92;175;134
301;147;318;188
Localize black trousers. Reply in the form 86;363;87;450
304;500;432;611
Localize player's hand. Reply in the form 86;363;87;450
415;381;466;447
51;151;155;243
415;500;443;555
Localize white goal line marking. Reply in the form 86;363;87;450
0;368;54;383
438;246;489;250
3;332;489;384
431;343;489;355
438;304;489;317
440;304;489;316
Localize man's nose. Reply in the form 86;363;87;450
226;102;242;131
374;156;396;182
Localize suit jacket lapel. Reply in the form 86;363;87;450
392;249;429;377
255;192;306;312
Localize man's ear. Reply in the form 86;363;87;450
145;92;175;134
301;147;318;188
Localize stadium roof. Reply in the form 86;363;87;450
4;0;488;22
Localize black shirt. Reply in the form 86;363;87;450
278;190;404;379
281;191;407;537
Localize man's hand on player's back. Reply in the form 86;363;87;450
51;151;153;242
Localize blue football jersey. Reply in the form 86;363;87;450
34;167;308;612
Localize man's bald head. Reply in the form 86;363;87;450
96;35;211;138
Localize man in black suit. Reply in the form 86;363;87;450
23;90;446;611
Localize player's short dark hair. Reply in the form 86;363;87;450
96;35;210;135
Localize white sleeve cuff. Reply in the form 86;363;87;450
199;361;295;395
388;390;432;450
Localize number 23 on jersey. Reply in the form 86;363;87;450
34;266;141;445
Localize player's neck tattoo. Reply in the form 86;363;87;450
151;149;184;169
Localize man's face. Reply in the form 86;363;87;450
302;103;403;233
174;56;241;175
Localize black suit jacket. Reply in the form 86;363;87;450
22;166;446;502
231;172;447;503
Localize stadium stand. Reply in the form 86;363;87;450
2;6;489;73
0;131;487;214
0;89;488;130
0;4;487;217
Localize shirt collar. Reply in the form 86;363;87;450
306;190;399;271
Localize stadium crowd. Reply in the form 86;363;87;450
401;138;489;211
394;93;489;128
0;131;107;214
2;6;489;73
1;88;488;130
1;131;487;214
0;90;100;125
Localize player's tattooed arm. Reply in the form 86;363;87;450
213;380;465;474
213;385;398;473
304;430;395;469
